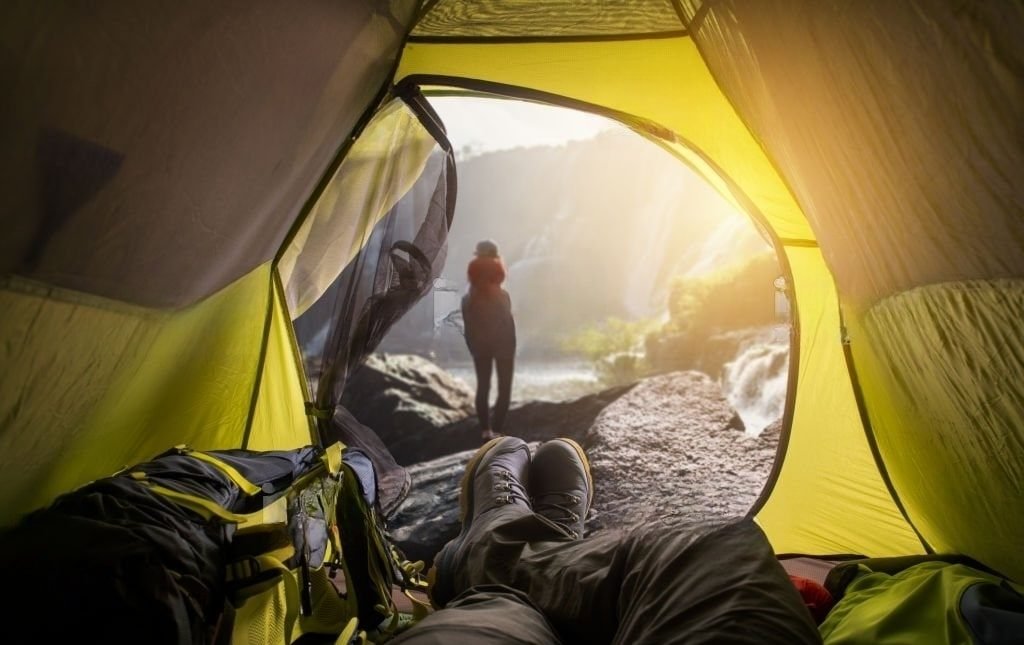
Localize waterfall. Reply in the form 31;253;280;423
720;328;790;436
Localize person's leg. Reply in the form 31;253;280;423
391;585;562;645
500;520;821;645
492;354;514;434
475;520;819;645
434;438;820;644
608;520;821;644
430;437;565;609
431;438;604;638
471;351;494;435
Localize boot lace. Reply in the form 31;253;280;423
491;469;530;506
533;492;584;538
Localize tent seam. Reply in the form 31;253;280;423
841;320;935;554
240;274;276;450
406;30;690;45
272;268;320;447
273;3;425;268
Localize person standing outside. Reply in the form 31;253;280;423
461;240;516;441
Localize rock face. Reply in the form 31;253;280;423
388;384;633;466
583;371;778;535
386;371;780;565
386;449;467;566
340;354;475;447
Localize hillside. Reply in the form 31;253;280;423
384;129;771;357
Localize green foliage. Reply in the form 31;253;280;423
561;317;657;385
648;251;783;373
561;317;655;361
559;253;783;382
666;251;780;336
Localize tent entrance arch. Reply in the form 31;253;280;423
392;71;926;560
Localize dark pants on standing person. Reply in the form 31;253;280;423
472;351;514;433
393;509;822;644
462;291;516;433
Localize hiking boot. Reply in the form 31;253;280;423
429;436;531;606
457;435;532;522
530;438;593;539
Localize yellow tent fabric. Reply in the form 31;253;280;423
849;281;1024;580
0;0;419;524
0;265;276;522
754;248;922;556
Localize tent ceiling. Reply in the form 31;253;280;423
1;1;417;309
413;0;688;39
689;1;1024;308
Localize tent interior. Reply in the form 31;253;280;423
2;0;1022;641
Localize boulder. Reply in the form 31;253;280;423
386;449;466;567
386;371;781;565
759;416;784;444
340;354;475;447
388;384;633;466
583;371;779;536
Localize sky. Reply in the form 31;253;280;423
429;96;618;157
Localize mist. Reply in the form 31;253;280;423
382;127;770;360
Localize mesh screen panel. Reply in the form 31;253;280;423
290;93;455;513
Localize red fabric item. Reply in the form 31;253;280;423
467;256;507;295
789;574;835;624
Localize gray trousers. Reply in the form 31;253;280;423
393;507;821;644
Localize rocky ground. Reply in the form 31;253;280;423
342;354;781;566
584;371;778;534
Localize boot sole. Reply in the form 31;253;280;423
554;438;595;514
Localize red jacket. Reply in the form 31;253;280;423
467;256;507;296
463;256;515;354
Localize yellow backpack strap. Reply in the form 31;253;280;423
322;442;345;476
288;441;345;493
174;446;262;495
402;589;432;623
393;547;431;623
129;472;249;523
394;548;430;592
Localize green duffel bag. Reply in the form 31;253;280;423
821;561;1024;645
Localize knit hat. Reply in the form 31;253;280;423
474;239;499;257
